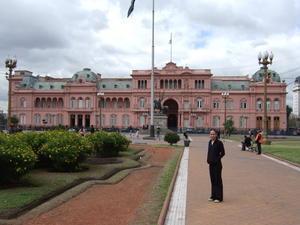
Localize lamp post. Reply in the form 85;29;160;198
258;51;273;141
5;58;17;129
97;92;104;130
221;91;229;137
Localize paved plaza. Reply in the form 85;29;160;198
166;135;300;225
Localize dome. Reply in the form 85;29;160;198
71;68;98;82
252;67;281;82
295;76;300;83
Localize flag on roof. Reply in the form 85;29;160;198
127;0;136;17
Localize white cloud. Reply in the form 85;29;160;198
0;0;299;111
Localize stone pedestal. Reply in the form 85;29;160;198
153;113;168;129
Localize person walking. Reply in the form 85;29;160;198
156;126;161;141
255;129;263;155
207;129;225;203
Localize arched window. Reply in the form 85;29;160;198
124;98;130;108
41;98;46;108
267;98;271;111
160;80;164;89
35;98;41;108
274;99;280;111
256;99;263;111
227;99;234;110
112;98;117;109
85;97;91;108
70;97;76;108
20;97;26;108
78;97;83;108
46;98;51;108
58;98;64;108
239;116;247;128
52;98;57;108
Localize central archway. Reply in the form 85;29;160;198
163;99;179;131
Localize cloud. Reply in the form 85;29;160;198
0;0;299;112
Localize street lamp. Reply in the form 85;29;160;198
97;92;104;130
5;58;17;129
258;51;273;141
221;91;229;137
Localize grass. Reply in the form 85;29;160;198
131;145;182;225
227;135;300;164
0;153;140;216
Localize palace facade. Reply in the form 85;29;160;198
9;62;287;131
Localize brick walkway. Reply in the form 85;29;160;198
185;136;300;225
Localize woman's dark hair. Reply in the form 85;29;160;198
183;132;188;139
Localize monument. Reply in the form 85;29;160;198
153;99;168;129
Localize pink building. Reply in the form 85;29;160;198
9;62;287;132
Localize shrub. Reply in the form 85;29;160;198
110;132;131;152
87;131;128;157
164;132;180;145
0;135;37;184
40;131;92;171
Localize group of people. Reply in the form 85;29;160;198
241;129;263;155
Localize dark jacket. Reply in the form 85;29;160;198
207;139;225;164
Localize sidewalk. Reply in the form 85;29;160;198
185;136;300;225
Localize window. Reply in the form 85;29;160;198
102;84;106;88
110;114;117;126
267;99;271;111
184;119;189;128
34;114;41;125
213;100;219;109
20;98;26;108
123;115;130;127
114;84;118;88
274;99;280;111
139;115;145;126
78;98;83;108
70;97;76;108
19;114;26;125
213;116;220;128
196;116;204;127
139;98;145;108
196;98;203;109
85;98;91;108
239;116;247;128
240;99;247;109
256;99;262;111
125;98;130;108
126;84;130;88
184;100;190;109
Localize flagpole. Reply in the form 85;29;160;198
150;0;155;137
170;32;173;62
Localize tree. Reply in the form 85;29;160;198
10;116;19;127
286;105;293;130
224;119;235;136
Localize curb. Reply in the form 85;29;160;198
157;148;184;225
263;152;300;168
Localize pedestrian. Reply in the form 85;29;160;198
255;129;263;155
135;129;139;139
156;126;161;140
183;132;192;149
90;125;95;133
207;129;225;203
79;127;85;136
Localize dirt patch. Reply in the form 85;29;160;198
22;145;175;225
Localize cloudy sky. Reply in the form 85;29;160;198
0;0;300;112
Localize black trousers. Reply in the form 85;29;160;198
209;162;223;201
256;142;261;154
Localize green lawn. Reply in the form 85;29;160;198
0;154;140;217
227;135;300;164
